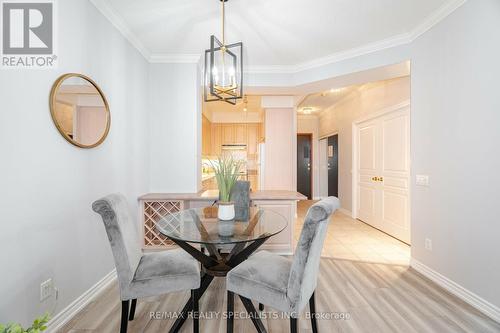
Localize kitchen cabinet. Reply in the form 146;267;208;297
139;191;305;254
211;124;222;156
234;124;247;144
248;174;259;191
222;124;235;144
247;123;259;157
252;200;296;254
202;115;211;156
209;123;263;157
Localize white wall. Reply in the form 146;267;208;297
318;77;411;212
411;0;500;310
297;115;320;199
0;0;150;325
149;63;202;193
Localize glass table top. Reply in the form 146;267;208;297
156;207;287;245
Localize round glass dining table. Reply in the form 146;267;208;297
156;206;287;333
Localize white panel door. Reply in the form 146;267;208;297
356;107;410;243
357;121;379;227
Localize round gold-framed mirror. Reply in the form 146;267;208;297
49;73;110;148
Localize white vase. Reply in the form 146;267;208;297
218;202;235;221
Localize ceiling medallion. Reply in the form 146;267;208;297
204;0;243;105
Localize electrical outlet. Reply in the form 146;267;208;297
416;175;430;186
425;238;433;251
40;279;53;302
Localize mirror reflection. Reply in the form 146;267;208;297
50;74;110;148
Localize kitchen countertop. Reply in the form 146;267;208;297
201;173;216;181
139;190;306;201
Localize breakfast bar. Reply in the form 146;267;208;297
139;190;306;255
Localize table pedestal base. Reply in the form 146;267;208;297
168;236;269;333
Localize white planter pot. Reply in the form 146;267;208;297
218;202;235;221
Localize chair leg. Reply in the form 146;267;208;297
227;291;234;333
120;300;129;333
259;303;264;311
290;317;298;333
239;295;267;333
192;289;199;333
309;292;318;333
128;299;137;321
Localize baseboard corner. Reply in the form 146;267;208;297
410;258;500;324
338;208;352;217
46;269;117;333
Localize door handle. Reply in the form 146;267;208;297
372;176;384;182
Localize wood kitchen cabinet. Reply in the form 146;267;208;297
247;123;259;157
234;124;247;144
202;115;211;156
222;124;235;144
248;174;259;191
211;124;222;156
209;123;263;157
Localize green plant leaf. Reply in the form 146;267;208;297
209;155;243;202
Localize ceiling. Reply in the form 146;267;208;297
98;0;452;67
297;86;359;115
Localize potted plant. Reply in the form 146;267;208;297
0;314;50;333
210;155;243;221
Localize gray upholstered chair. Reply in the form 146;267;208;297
226;197;340;333
92;194;201;333
230;180;251;221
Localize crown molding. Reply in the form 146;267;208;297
89;0;150;60
149;54;202;64
91;0;466;69
410;0;467;41
246;32;412;75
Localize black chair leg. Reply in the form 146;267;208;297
128;299;137;321
192;289;199;333
290;317;298;333
120;300;129;333
227;291;234;333
309;292;318;333
239;295;267;333
259;303;264;311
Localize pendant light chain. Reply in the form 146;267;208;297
221;0;226;46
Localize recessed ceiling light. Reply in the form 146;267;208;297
302;107;313;114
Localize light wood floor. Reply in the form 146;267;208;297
59;202;500;332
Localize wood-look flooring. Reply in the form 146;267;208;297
58;201;500;332
59;258;500;333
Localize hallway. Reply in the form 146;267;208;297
295;201;410;265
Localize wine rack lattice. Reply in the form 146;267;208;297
142;200;183;249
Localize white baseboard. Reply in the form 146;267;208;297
410;259;500;323
46;269;117;333
338;208;352;217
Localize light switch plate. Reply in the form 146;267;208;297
40;279;53;302
425;238;433;251
416;175;430;186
